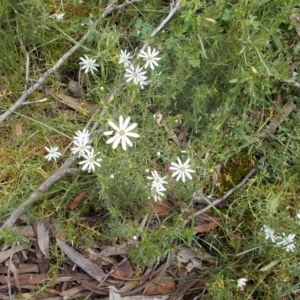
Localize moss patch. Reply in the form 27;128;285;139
217;153;253;196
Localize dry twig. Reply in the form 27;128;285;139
103;0;142;16
188;166;257;220
0;30;91;123
151;0;182;37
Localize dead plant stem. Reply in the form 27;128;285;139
188;166;257;220
0;30;91;123
151;0;182;37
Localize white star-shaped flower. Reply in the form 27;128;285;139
124;64;147;86
169;157;196;182
276;233;296;252
71;139;92;158
78;148;102;173
50;13;65;21
79;55;99;74
138;46;161;70
118;49;132;67
104;116;140;151
262;225;277;243
45;146;62;161
147;170;167;193
73;129;90;143
237;278;248;290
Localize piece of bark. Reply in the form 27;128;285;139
8;260;21;292
0;263;39;274
0;273;92;286
111;260;133;279
36;220;50;259
193;221;221;233
34;223;50;274
100;244;127;257
0;244;29;264
144;276;176;295
56;93;94;113
56;238;105;282
68;191;89;210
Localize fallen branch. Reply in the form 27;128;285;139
188;165;257;220
56;237;105;283
0;156;76;232
0;30;90;123
103;0;142;16
151;0;182;37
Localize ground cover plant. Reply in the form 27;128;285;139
1;0;300;299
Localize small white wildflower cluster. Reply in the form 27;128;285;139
262;221;298;253
118;46;161;89
147;170;167;202
44;116;140;173
45;117;196;198
46;46;194;193
71;129;102;173
45;128;101;173
147;158;196;202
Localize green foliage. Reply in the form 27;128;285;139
0;227;29;247
131;18;154;40
1;0;300;298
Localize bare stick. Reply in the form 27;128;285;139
151;0;182;37
0;30;90;123
0;156;76;232
102;0;142;17
188;166;257;220
22;98;48;105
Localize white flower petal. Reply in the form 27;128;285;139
108;120;120;131
106;135;117;144
170;163;180;170
126;132;140;138
125;122;137;132
122;116;131;130
103;130;114;136
123;135;133;148
121;137;127;150
112;136;122;149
